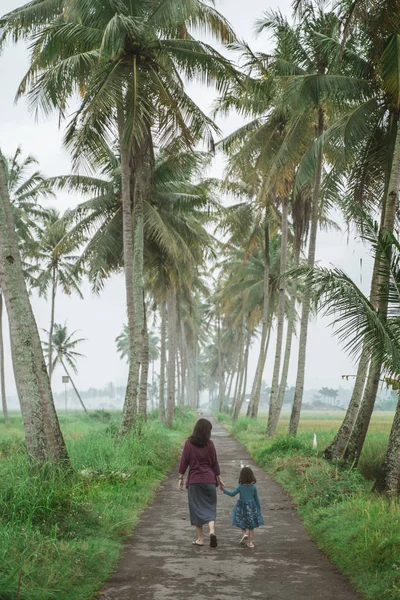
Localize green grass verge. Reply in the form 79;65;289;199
0;410;194;600
217;413;400;600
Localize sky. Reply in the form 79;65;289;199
0;0;374;403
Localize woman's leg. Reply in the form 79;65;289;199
195;526;204;544
208;520;215;536
248;529;254;547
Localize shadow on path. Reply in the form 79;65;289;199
97;415;361;600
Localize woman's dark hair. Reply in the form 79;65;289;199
239;466;256;485
188;418;212;447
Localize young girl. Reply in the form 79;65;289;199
223;466;264;548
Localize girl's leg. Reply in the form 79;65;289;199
239;528;248;545
195;526;204;545
248;529;254;547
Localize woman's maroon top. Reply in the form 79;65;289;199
179;439;221;488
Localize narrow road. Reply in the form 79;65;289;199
98;416;361;600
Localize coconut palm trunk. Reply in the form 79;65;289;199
0;292;8;422
217;316;224;412
48;267;56;382
248;213;270;416
118;110;139;433
373;390;400;496
233;322;251;421
167;289;177;425
60;359;87;413
138;301;149;420
324;341;369;460
0;152;68;463
267;197;289;436
324;209;384;461
231;317;244;415
159;300;167;421
272;245;301;435
225;368;235;412
247;318;272;418
180;320;189;407
343;120;400;463
289;108;324;436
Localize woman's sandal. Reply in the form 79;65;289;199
210;534;218;548
192;541;204;546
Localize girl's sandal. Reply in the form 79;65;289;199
247;542;255;548
239;534;248;545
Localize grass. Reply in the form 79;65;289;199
0;409;194;600
217;411;400;600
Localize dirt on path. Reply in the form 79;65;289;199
98;416;361;600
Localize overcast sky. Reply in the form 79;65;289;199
0;0;374;402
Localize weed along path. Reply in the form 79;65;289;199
98;416;361;600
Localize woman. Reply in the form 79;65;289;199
179;418;224;548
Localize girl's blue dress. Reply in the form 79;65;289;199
223;484;264;529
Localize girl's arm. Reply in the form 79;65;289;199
223;486;240;497
254;486;262;511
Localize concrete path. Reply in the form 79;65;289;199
98;416;361;600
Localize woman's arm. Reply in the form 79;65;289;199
209;441;224;490
178;440;189;489
223;486;240;497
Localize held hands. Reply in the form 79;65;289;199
217;477;225;492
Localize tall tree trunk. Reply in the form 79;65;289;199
0;292;8;422
324;342;369;460
180;341;186;410
118;108;139;434
247;319;272;418
159;300;167;422
48;267;56;382
289;108;324;436
60;359;87;413
233;322;251;421
343;120;400;463
194;337;200;408
248;213;270;414
138;301;149;421
373;390;400;496
180;320;189;407
231;317;245;415
272;245;301;435
167;289;177;425
217;316;224;412
267;197;289;436
324;204;384;460
225;369;235;413
0;152;68;463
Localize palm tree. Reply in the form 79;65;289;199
304;221;400;496
0;152;68;463
2;0;237;434
33;209;84;381
116;324;159;364
43;323;88;413
0;147;55;422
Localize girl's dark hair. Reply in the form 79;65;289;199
239;466;256;485
188;418;212;448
